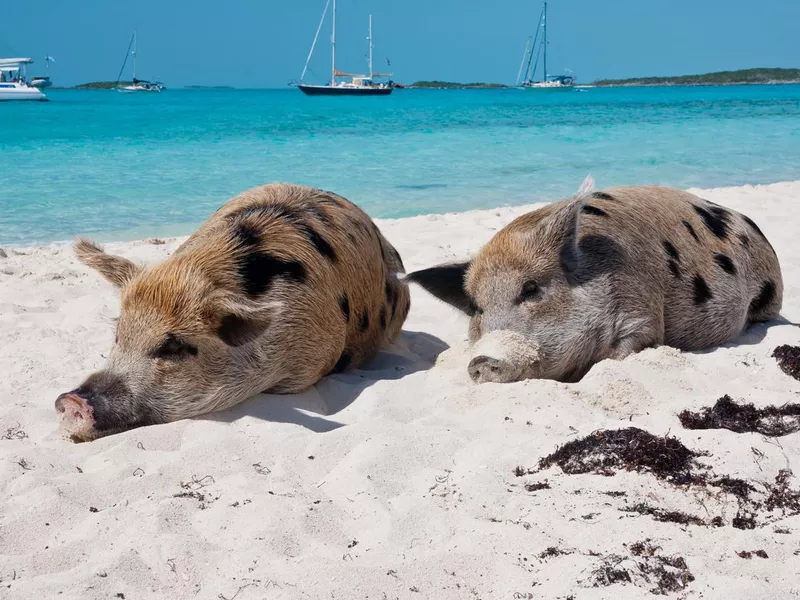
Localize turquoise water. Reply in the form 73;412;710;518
1;85;799;245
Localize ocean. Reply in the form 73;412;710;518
1;85;799;245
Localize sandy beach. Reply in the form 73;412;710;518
1;180;799;599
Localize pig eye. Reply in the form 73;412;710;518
151;334;198;361
516;281;541;304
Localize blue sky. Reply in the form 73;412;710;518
1;0;798;87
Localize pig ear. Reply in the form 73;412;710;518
404;262;475;315
216;300;283;347
542;175;594;276
74;238;142;289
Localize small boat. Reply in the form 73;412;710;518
115;31;165;92
516;2;575;90
296;1;393;96
30;55;55;88
29;76;51;89
0;58;47;101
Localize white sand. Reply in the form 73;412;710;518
1;181;799;599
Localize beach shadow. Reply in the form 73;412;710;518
692;316;796;355
204;329;449;433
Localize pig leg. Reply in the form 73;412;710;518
606;312;665;361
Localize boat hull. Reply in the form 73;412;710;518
298;84;392;96
520;84;575;91
0;87;47;101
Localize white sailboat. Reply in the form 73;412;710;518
0;58;47;101
115;31;165;92
517;2;575;90
296;0;393;96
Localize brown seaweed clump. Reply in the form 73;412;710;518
678;395;800;437
586;544;695;595
537;427;701;485
773;344;800;381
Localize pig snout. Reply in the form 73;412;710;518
55;390;98;442
468;330;541;384
55;373;151;442
468;355;521;383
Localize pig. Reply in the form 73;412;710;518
56;183;410;441
406;176;783;384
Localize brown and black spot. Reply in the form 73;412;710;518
683;220;700;243
738;233;750;247
298;223;337;262
379;306;387;330
232;223;307;297
713;253;737;276
591;191;615;201
359;311;370;332
301;202;333;226
663;241;680;262
663;241;681;279
692;275;712;305
749;281;776;318
339;295;350;322
231;203;337;263
581;205;608;217
693;204;731;239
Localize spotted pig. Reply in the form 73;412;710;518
56;184;410;441
406;176;782;384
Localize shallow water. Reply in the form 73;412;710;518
1;85;799;245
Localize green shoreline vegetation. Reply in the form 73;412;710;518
67;68;800;90
410;69;800;89
73;81;130;89
408;81;508;89
593;68;800;87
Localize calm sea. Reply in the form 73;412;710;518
1;85;799;245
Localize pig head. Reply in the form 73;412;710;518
56;239;286;441
406;176;612;384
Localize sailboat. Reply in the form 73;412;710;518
296;0;393;96
115;31;165;92
517;2;575;90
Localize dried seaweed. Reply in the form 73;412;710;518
538;427;701;484
679;395;800;436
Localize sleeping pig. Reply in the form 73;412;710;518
56;184;410;441
406;176;782;384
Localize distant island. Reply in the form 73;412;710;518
74;81;130;89
185;85;234;90
409;81;507;89
594;68;800;87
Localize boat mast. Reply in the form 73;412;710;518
331;0;336;84
542;2;547;82
115;33;136;85
132;30;137;80
368;14;373;79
